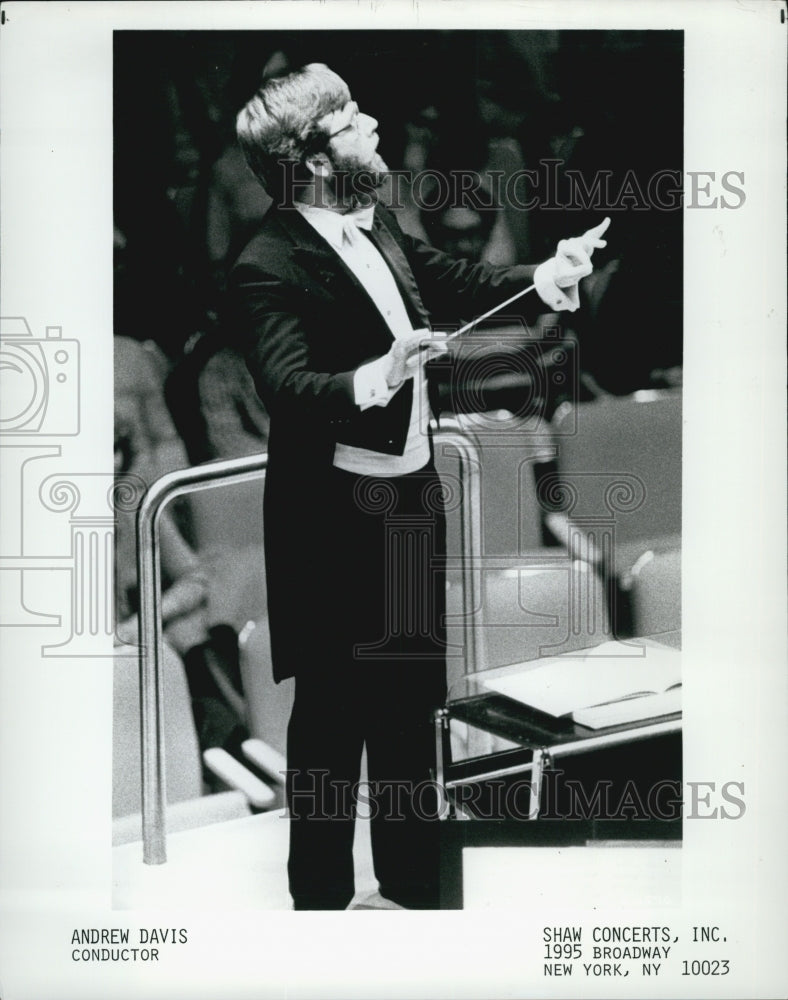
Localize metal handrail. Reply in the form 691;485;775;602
135;419;481;865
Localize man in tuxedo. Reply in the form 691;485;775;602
230;63;608;910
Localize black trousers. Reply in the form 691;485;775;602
286;463;448;910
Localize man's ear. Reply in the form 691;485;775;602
304;152;332;179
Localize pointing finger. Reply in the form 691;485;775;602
584;217;611;240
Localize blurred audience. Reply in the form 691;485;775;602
114;399;250;773
165;331;270;465
113;336;190;482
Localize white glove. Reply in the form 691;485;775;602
535;217;611;312
389;328;449;386
355;329;449;410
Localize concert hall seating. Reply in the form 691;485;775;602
112;641;275;846
445;559;610;681
237;617;292;774
432;408;558;566
623;548;682;638
544;390;682;635
188;480;268;631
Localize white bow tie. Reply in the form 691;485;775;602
341;205;375;242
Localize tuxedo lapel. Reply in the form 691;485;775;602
370;212;444;422
368;215;431;329
271;205;443;422
275;208;393;342
276;206;430;331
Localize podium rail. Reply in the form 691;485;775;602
136;418;482;865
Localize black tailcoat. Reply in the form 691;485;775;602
228;204;540;681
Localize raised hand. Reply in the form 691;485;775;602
579;216;611;256
554;217;611;289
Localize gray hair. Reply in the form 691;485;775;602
236;63;350;198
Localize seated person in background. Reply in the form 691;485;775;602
165;331;270;466
114;335;190;481
114;407;249;771
163;333;270;634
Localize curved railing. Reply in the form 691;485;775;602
135;418;482;864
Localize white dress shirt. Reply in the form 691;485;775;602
293;201;582;475
294;201;432;476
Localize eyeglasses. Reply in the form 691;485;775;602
326;101;360;140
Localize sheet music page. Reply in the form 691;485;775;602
0;2;785;999
482;643;682;716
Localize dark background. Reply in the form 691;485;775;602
114;29;683;394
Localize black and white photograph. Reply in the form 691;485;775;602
111;25;685;910
0;1;785;997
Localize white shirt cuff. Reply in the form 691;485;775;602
534;258;580;312
354;357;395;410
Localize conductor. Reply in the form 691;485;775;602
230;63;609;910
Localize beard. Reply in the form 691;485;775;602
328;148;390;209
